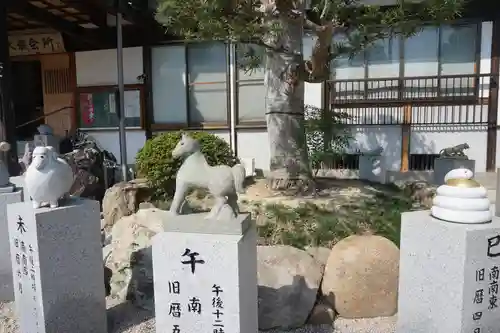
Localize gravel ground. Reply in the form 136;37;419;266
1;300;396;333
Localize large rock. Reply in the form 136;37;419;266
305;246;331;274
102;179;152;231
105;208;167;310
257;245;323;330
321;235;399;318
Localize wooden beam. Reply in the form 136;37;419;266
9;2;111;47
60;0;108;28
400;104;412;172
88;0;166;39
487;19;500;171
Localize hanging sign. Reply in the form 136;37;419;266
79;93;95;125
8;33;65;57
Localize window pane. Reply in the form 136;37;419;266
332;33;365;101
366;37;400;99
440;23;477;74
404;26;439;98
404;26;439;76
440;23;477;96
187;43;228;123
151;45;187;123
237;44;265;122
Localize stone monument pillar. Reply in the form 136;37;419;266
0;141;22;301
153;213;258;333
7;198;107;332
397;168;499;333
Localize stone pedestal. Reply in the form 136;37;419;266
397;210;500;333
34;134;60;153
9;175;29;201
359;155;386;183
7;198;107;333
153;213;258;333
433;158;475;185
0;190;23;301
495;168;500;217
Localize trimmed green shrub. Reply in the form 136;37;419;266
136;131;238;199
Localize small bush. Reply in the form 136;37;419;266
136;131;238;199
304;105;353;174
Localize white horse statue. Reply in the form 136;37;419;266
170;134;246;220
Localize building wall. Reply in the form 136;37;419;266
73;20;497;173
74;47;146;165
330;21;495;172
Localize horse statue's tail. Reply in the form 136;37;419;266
231;164;246;194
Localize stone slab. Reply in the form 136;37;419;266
153;214;258;333
433;158;476;185
7;197;107;333
0;190;23;301
359;155;386;184
397;210;500;333
163;212;252;235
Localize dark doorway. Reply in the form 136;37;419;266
11;60;44;141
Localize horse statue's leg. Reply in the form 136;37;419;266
206;196;226;220
169;180;188;215
227;193;239;216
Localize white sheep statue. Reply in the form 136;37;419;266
25;146;74;209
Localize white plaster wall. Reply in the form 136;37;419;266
411;125;488;172
236;130;270;172
75;47;146;165
348;126;403;171
75;47;143;86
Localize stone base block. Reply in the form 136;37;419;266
359;155;386;184
9;176;29;201
0;190;23;301
433;158;475;185
397;210;500;333
153;213;258;333
7;198;107;332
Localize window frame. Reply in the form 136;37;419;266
150;41;232;131
76;84;146;131
330;20;483;105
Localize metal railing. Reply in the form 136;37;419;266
328;73;495;126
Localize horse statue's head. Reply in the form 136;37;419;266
31;146;57;171
172;133;200;159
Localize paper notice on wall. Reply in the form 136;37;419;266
108;93;116;114
124;90;141;118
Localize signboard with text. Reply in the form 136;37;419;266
8;33;65;57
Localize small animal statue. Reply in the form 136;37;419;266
19;142;33;173
439;143;470;159
444;168;474;183
25;146;74;209
170;134;246;220
0;141;11;187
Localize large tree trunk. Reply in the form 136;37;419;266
264;10;313;193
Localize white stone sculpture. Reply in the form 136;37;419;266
25;146;74;209
0;142;14;193
170;133;246;220
431;168;492;224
